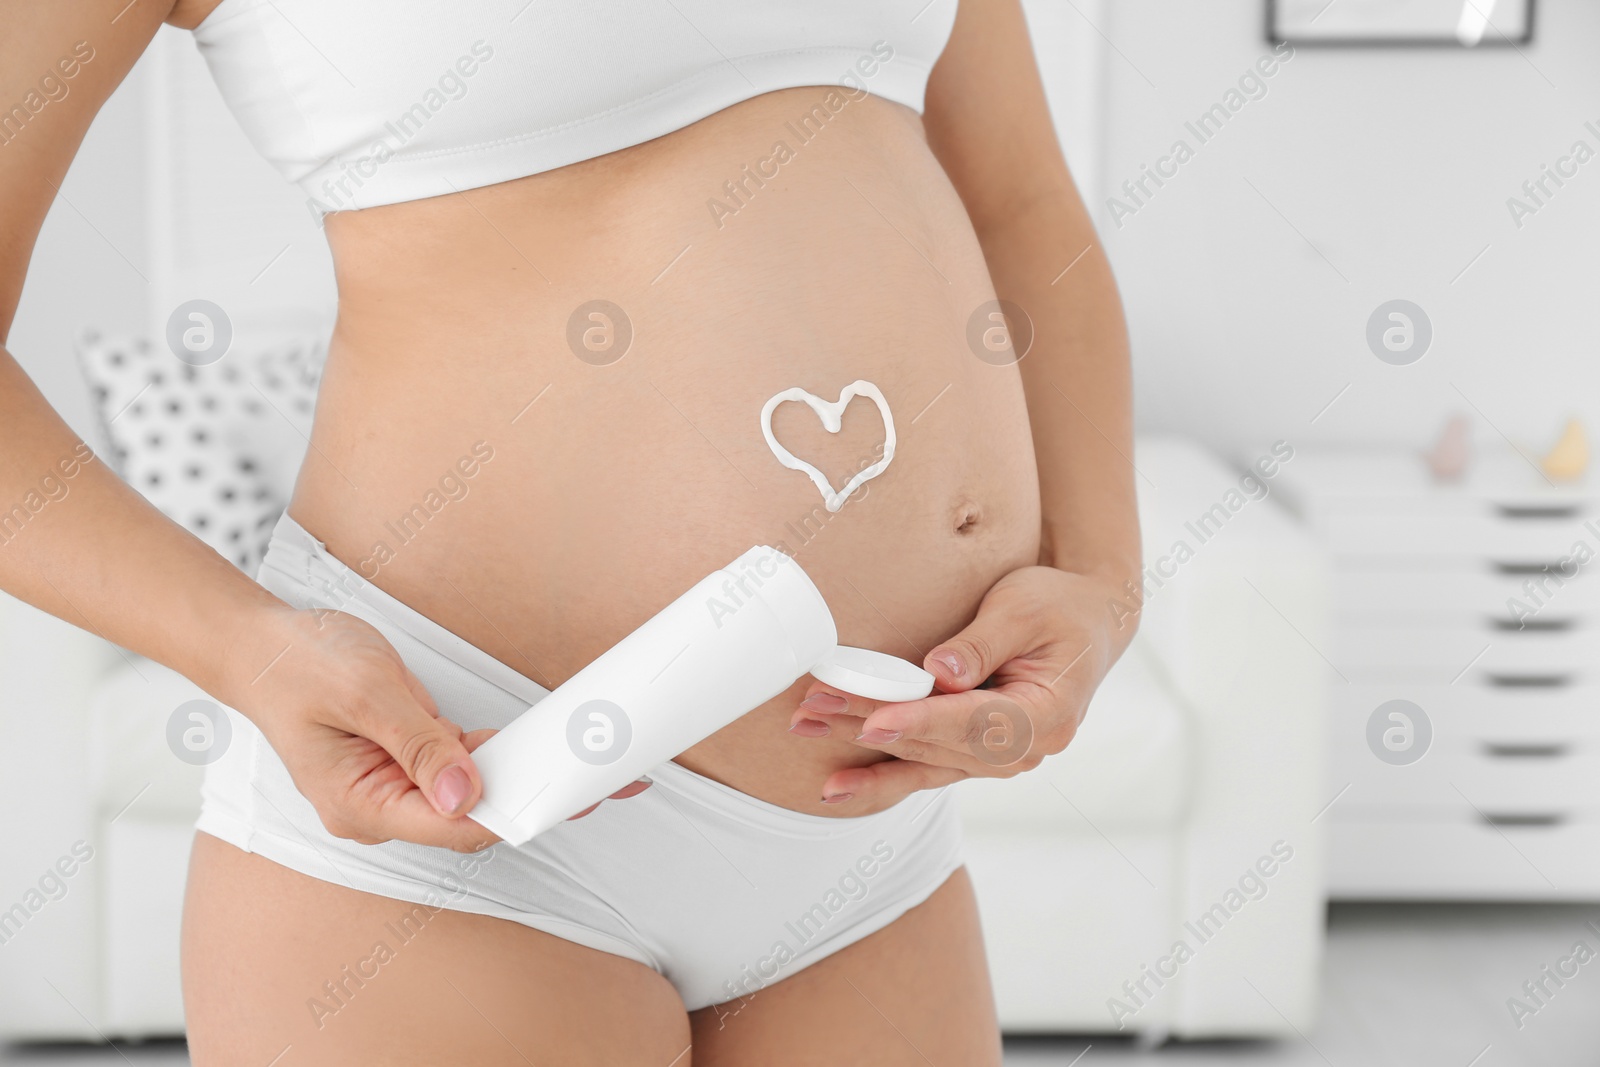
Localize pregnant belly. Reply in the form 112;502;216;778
295;88;1042;815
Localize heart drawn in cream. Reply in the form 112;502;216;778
759;380;897;513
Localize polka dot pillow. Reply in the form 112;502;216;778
75;331;325;574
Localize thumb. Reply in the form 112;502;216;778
925;608;1023;693
366;669;483;818
461;727;499;754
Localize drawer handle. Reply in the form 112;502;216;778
1495;504;1583;520
1482;742;1570;758
1491;561;1566;576
1490;616;1576;632
1480;812;1566;828
1485;673;1572;688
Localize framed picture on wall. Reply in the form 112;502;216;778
1267;0;1535;46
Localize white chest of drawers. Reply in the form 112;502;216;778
1275;447;1600;899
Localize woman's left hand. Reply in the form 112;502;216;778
788;565;1137;806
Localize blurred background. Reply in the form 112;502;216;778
5;0;1600;1063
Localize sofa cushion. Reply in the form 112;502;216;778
956;635;1190;834
86;657;210;821
75;331;323;574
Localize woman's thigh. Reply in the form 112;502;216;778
688;866;1001;1067
181;832;691;1067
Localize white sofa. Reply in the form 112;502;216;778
959;436;1332;1039
0;435;1330;1043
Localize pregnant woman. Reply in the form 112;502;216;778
3;0;1138;1063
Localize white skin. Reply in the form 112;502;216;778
1;0;1138;1061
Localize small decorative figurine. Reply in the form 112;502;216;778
1540;418;1588;483
1423;414;1472;483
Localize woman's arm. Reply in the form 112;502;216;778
796;0;1142;799
922;0;1140;593
0;0;287;706
1;0;494;849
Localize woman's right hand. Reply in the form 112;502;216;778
222;604;653;852
225;604;502;852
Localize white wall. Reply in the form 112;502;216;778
1095;0;1600;458
144;27;335;344
8;46;153;442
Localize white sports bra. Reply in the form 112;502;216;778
192;0;959;213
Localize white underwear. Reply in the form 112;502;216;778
196;513;964;1012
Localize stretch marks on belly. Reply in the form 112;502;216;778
759;380;896;514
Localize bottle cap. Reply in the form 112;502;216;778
730;546;838;669
811;645;936;702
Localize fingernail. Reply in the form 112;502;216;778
800;692;848;714
855;728;901;744
932;651;965;679
434;764;471;815
790;718;831;738
822;792;854;804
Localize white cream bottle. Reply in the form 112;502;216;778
467;546;933;846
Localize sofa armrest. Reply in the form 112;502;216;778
0;591;128;1038
1132;436;1324;693
1129;435;1332;1036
